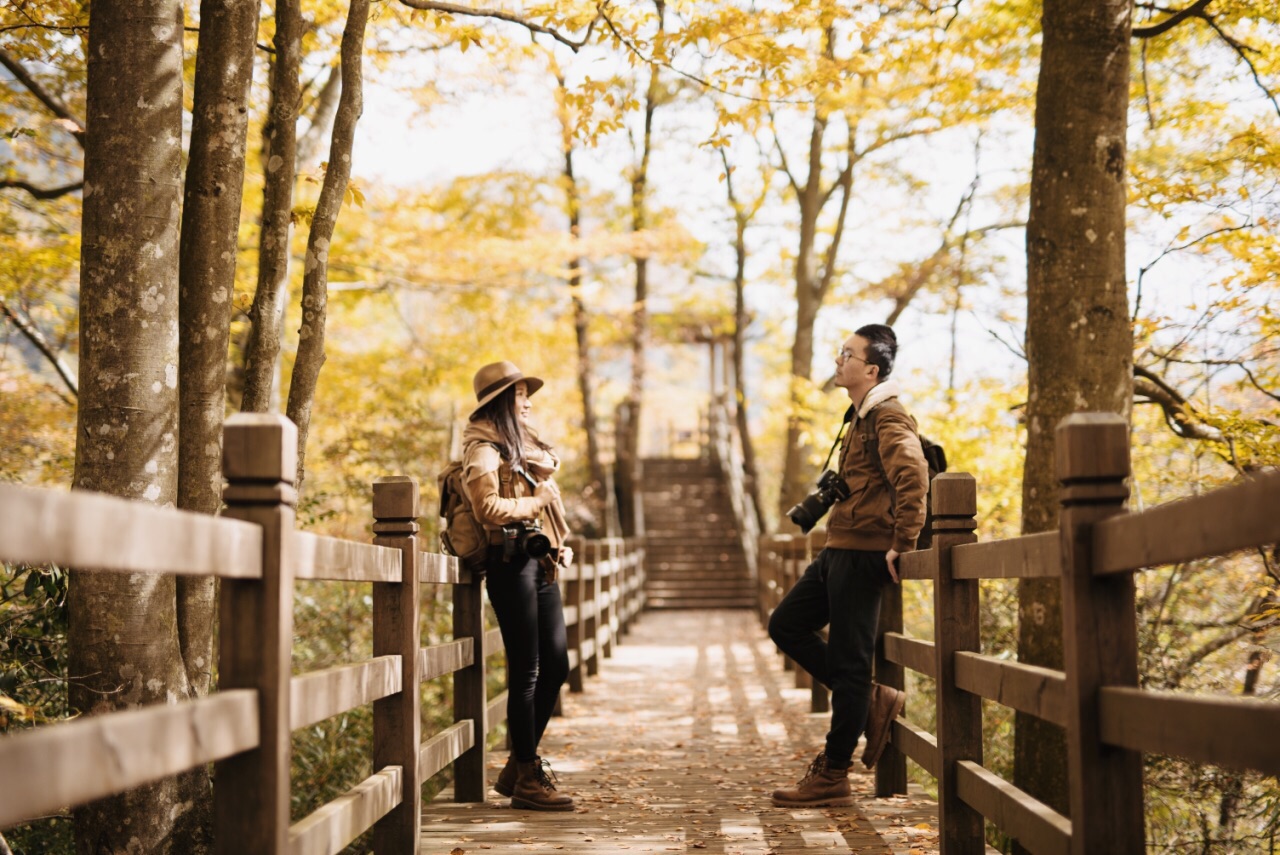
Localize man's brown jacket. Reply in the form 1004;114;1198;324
824;379;929;555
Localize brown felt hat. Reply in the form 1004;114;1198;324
470;360;544;418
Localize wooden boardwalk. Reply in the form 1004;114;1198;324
422;610;942;854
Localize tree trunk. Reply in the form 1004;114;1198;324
285;0;370;488
778;106;830;520
625;0;663;467
241;0;303;414
173;0;262;844
550;63;607;514
721;151;766;529
1016;0;1133;831
69;0;191;851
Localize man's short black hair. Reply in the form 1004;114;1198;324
855;323;897;380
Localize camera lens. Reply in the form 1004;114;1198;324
524;531;553;560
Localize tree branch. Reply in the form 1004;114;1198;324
0;48;85;147
1134;364;1225;440
1131;0;1212;39
0;300;79;398
397;0;598;51
0;179;83;199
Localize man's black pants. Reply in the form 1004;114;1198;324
767;547;891;765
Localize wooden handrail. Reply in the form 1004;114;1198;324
0;414;648;853
756;411;1280;855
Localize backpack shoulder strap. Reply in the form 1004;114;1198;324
860;406;892;502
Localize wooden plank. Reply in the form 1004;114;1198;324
452;566;487;800
955;652;1066;727
417;639;474;683
0;690;258;827
293;532;400;582
0;482;262;579
484;626;505;657
216;414;296;855
884;632;936;679
955;760;1071;855
893;718;940;779
1056;413;1143;854
288;766;402;855
562;604;579;627
1099;686;1280;775
291;656;402;730
419;551;463;585
930;472;984;852
486;690;509;732
897;547;936;581
371;475;422;854
1093;471;1280;575
952;532;1060;580
420;720;475;781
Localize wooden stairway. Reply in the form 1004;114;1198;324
639;457;755;609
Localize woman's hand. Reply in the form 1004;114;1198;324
558;545;574;569
534;479;560;508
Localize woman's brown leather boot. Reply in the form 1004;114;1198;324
511;758;575;811
494;755;516;797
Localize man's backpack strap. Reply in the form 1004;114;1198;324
857;400;908;513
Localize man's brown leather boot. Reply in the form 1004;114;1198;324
493;755;515;797
861;683;907;769
771;752;853;807
512;758;575;811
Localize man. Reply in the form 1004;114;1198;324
769;323;928;807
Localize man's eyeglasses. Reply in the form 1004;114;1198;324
837;347;868;366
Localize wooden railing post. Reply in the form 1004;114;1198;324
371;476;421;853
603;540;617;658
873;572;906;797
585;541;601;677
452;546;487;801
566;535;586;692
1057;413;1143;855
216;414;296;855
931;473;983;852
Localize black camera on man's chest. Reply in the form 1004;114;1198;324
786;469;852;534
501;519;553;563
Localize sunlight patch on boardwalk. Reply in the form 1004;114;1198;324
421;610;943;854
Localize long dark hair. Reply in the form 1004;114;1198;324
471;384;549;472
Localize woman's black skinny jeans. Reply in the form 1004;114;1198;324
484;547;570;763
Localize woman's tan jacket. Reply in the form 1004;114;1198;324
459;420;571;552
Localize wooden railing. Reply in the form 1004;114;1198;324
0;413;646;854
762;413;1280;855
705;397;760;587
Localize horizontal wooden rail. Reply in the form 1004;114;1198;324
893;718;940;779
884;632;937;679
288;766;402;855
294;532;400;582
420;720;475;781
0;482;262;579
956;761;1071;855
1093;471;1280;576
0;689;258;827
486;690;508;733
954;652;1066;727
417;639;474;683
1099;686;1280;775
418;551;465;585
952;531;1060;580
484;626;504;656
897;547;936;581
291;656;402;731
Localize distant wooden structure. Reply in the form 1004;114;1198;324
0;414;646;855
636;397;760;609
758;413;1280;855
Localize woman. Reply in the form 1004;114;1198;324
461;360;575;811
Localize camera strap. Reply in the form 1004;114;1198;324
821;405;857;472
